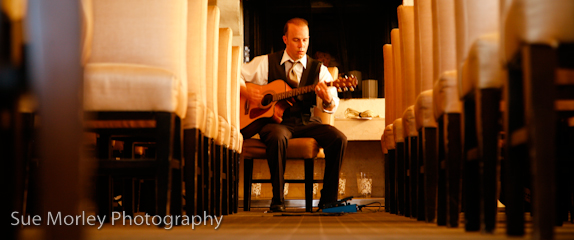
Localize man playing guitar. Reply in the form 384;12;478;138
240;17;348;212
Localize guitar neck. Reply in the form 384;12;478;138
273;83;320;102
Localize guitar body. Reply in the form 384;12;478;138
239;75;357;138
240;80;294;138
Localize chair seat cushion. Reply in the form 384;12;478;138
393;118;404;143
183;97;207;133
237;133;244;154
380;134;388;154
461;33;502;99
229;126;238;151
384;124;395;150
242;138;319;160
84;63;185;118
204;107;218;139
433;70;462;120
402;105;418;137
415;90;437;130
216;116;230;146
503;0;574;62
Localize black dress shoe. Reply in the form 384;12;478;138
269;203;286;212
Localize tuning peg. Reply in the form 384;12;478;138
349;87;355;92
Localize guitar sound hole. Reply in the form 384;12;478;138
261;94;273;106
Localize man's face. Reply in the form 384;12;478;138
283;23;309;61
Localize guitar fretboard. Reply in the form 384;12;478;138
273;84;319;101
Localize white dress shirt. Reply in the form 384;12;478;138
241;51;339;113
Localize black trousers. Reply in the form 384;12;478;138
259;121;347;206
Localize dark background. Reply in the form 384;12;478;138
243;0;402;98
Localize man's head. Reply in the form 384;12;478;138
283;18;309;61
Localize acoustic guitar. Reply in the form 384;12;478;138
240;76;358;138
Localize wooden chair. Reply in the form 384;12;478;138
82;0;188;221
454;0;501;232
501;0;574;238
204;5;220;216
384;124;397;214
393;118;405;216
216;27;233;216
382;44;395;214
229;46;244;214
413;0;436;223
414;90;438;223
183;0;208;217
402;106;418;219
398;4;417;218
430;0;462;227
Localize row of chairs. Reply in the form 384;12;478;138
82;0;243;219
381;0;574;239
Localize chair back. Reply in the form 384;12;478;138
414;0;434;93
82;0;188;117
391;29;405;122
217;27;233;146
205;5;220;139
454;0;499;98
383;44;395;124
398;5;416;108
230;46;243;152
183;0;208;131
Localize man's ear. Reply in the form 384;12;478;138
282;35;287;45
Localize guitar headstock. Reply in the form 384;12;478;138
329;75;359;92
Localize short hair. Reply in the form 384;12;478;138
283;18;309;36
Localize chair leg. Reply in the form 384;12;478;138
410;136;418;219
183;128;201;216
384;152;390;213
305;158;314;212
231;150;236;214
567;126;574;224
404;137;411;218
505;57;527;236
171;117;183;221
463;99;480;231
417;130;425;221
214;144;223;216
122;178;135;216
196;135;205;215
96;175;113;222
556;117;571;226
396;141;405;216
522;44;557;240
445;113;462;228
437;117;446;226
388;149;397;214
171;166;183;222
235;152;240;213
423;127;438;223
203;137;212;215
477;88;502;233
222;148;229;215
155;112;175;221
243;158;254;211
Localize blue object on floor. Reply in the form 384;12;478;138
322;204;358;213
